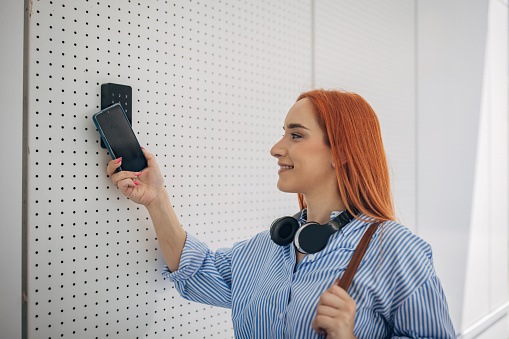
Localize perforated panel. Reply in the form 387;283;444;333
25;0;311;337
314;0;417;227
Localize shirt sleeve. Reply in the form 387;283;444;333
391;275;456;339
161;232;238;309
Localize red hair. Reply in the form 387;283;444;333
297;89;395;222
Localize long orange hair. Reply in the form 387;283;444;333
297;89;395;222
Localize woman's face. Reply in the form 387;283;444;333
270;98;337;197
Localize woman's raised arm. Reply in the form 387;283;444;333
106;149;186;272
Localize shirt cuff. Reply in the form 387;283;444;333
162;233;209;282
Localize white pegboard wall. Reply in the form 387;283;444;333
26;0;311;338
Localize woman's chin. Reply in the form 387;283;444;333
276;181;298;193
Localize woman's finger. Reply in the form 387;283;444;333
330;284;350;299
110;171;142;186
141;148;159;169
106;157;123;176
311;315;334;336
315;304;340;318
318;290;344;309
117;177;139;191
329;285;356;313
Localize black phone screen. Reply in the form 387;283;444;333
93;103;148;172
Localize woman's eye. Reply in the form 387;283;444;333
291;133;302;139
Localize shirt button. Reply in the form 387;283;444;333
308;254;315;260
279;314;284;320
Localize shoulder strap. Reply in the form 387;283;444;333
337;221;383;291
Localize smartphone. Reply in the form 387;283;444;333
93;103;148;172
100;83;132;149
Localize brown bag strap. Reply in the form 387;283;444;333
337;221;383;291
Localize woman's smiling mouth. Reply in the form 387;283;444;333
278;164;294;174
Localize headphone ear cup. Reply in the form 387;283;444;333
294;222;335;254
270;216;299;246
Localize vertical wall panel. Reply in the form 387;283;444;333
461;0;509;336
0;1;24;338
314;0;417;228
25;1;311;337
417;0;489;331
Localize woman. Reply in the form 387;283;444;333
107;90;455;338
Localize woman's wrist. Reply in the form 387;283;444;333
144;186;186;272
145;187;170;211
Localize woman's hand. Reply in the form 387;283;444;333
311;280;358;339
106;149;165;207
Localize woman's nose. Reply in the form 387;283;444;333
270;138;284;158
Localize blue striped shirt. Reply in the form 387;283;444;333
163;211;455;338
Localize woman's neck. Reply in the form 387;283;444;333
302;174;345;224
304;195;345;225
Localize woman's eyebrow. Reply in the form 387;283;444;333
283;123;310;130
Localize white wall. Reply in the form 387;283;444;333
417;0;488;329
417;0;509;337
0;1;24;338
461;0;509;337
